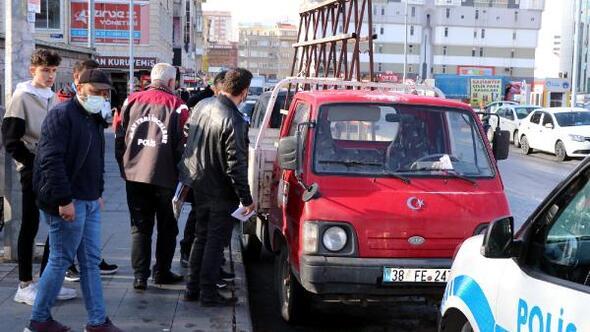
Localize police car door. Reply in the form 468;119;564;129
495;165;590;332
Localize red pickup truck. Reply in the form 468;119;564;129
244;80;512;323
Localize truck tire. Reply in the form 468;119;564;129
275;244;309;324
555;141;569;162
241;233;262;261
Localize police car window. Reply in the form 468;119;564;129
530;111;542;124
528;170;590;287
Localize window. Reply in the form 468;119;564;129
410;26;414;36
481;29;486;39
378;45;383;53
515;11;519;21
542;113;555;127
380;27;384;35
409;44;413;54
442;65;447;73
446;8;450;18
378;63;382;71
474;30;477;38
472;48;476;57
36;0;61;30
479;47;484;57
475;9;479;20
411;6;416;17
443;46;447;55
511;49;515;58
289;103;312;136
513;31;517;40
444;27;449;37
381;7;385;15
526;169;590;287
530;111;542;124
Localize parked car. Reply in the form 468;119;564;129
484;100;518;114
439;156;590;332
239;96;258;122
518;107;590;161
490;105;540;147
245;79;512;323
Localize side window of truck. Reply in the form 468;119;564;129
526;169;590;288
288;103;311;137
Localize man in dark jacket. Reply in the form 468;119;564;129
179;68;254;306
30;69;122;332
115;63;189;290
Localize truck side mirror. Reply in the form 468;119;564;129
481;217;516;258
493;129;510;161
278;136;298;170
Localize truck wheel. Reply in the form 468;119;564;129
555;141;569;162
241;233;262;261
520;135;531;155
513;130;520;147
275;244;309;323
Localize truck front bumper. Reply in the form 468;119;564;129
299;255;452;297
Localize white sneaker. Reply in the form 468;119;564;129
14;282;37;306
57;286;77;300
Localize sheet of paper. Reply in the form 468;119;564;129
231;206;256;222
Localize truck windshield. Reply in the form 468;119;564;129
313;103;494;178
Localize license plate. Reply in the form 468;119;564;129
382;267;451;283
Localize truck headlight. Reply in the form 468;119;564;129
569;134;586;142
322;226;348;252
303;222;319;254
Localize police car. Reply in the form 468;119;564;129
440;158;590;332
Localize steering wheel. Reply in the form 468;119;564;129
409;153;460;170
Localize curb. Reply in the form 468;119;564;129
231;226;253;332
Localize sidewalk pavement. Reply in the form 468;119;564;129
0;130;252;332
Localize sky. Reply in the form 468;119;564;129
203;0;304;40
534;0;564;78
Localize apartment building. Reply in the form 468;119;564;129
203;10;232;44
238;23;297;79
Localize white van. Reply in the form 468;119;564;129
439;157;590;332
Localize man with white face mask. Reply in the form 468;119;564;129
29;69;123;332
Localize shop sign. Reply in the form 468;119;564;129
458;66;495;76
469;78;503;107
96;56;157;69
70;1;150;45
28;0;41;13
544;79;570;92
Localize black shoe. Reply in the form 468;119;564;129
133;278;147;291
216;280;228;289
200;292;238;307
99;259;119;275
153;271;184;284
180;253;189;268
183;290;200;302
64;266;80;282
219;269;235;281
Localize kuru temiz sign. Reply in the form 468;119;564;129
469;78;503;107
96;56;157;69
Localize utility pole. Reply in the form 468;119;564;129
402;0;408;85
571;0;582;107
88;0;95;49
3;0;35;260
129;0;135;93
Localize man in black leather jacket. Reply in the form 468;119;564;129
179;68;255;306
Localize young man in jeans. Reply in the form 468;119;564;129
27;69;122;332
2;49;77;306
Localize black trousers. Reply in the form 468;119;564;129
126;181;178;280
186;192;237;296
179;192;196;256
17;170;50;282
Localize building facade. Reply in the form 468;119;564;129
368;0;544;81
206;42;238;74
238;23;297;79
203;10;232;44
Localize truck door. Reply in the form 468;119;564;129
495;170;590;331
270;101;312;244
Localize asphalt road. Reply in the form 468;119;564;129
245;146;585;332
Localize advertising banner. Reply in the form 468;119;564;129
470;78;503;107
70;1;150;45
96;56;157;69
458;66;495;76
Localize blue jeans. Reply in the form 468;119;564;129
31;200;106;326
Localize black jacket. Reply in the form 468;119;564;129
33;98;105;215
179;95;253;206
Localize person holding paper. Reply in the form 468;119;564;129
178;68;255;307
